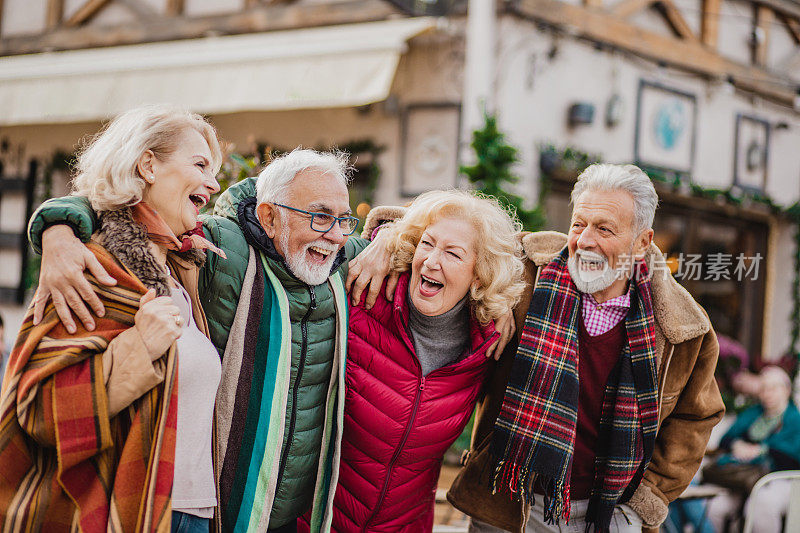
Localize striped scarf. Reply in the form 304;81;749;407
0;243;177;533
214;248;347;533
491;248;658;531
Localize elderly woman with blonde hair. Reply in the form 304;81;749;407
0;105;224;533
321;189;526;532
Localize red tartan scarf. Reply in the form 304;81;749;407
132;202;225;258
0;243;178;532
491;248;659;531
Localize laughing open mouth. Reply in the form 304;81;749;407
308;245;334;262
419;275;444;296
189;194;208;211
579;258;606;271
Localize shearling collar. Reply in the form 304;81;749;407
521;231;710;345
361;205;408;239
96;208;205;297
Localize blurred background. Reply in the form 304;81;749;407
0;0;798;526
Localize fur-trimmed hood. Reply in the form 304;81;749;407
95;208;205;297
521;230;710;345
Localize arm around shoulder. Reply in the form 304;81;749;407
28;196;97;254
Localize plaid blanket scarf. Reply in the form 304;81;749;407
0;243;177;533
491;248;658;531
214;248;347;533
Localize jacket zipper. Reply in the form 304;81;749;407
361;375;426;532
274;285;317;496
359;331;497;529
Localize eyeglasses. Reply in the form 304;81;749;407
272;203;360;236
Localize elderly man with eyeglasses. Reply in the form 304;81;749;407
26;148;444;533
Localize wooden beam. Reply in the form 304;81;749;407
0;0;400;55
656;0;699;41
46;0;64;29
754;4;774;66
701;0;721;48
165;0;184;16
754;0;800;22
64;0;111;27
245;0;261;7
610;0;655;18
778;13;800;44
584;0;603;10
510;0;797;106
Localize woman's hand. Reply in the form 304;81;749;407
346;229;398;309
134;289;183;360
33;225;118;333
731;439;763;462
486;310;516;360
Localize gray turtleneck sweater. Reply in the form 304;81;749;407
407;294;471;376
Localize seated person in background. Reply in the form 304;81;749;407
705;365;800;533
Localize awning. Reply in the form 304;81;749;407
0;18;436;126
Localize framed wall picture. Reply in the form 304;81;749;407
634;80;697;175
733;114;770;193
400;102;461;197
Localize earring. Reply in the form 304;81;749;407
147;174;155;184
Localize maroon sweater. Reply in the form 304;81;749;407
569;316;628;500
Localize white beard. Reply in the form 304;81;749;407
567;249;625;294
279;232;338;286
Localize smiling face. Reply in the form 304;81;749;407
567;189;652;302
140;128;220;236
258;168;351;286
409;217;479;317
758;371;791;416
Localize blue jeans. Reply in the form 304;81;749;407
667;499;715;533
171;511;210;533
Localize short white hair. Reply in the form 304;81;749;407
570;163;659;233
255;148;351;206
71;104;222;211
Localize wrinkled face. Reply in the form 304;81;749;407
272;168;351;285
409;217;479;317
141;128;219;236
758;374;791;414
567;189;648;301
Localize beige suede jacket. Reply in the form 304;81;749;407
445;231;725;533
100;247;208;417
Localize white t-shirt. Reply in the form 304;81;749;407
170;285;221;518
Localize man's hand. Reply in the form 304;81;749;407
33;225;117;333
345;230;397;309
486;310;516;360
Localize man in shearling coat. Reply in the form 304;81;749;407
447;163;724;533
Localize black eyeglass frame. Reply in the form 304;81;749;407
272;202;360;236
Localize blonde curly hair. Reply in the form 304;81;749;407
388;189;526;324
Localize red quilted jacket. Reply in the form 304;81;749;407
331;273;498;532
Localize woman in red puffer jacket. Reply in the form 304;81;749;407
331;190;526;532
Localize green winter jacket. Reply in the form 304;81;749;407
27;181;369;528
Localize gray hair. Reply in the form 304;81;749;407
71;104;222;211
255;148;351;206
570;163;658;233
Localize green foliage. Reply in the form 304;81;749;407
461;113;545;231
208;152;260;212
